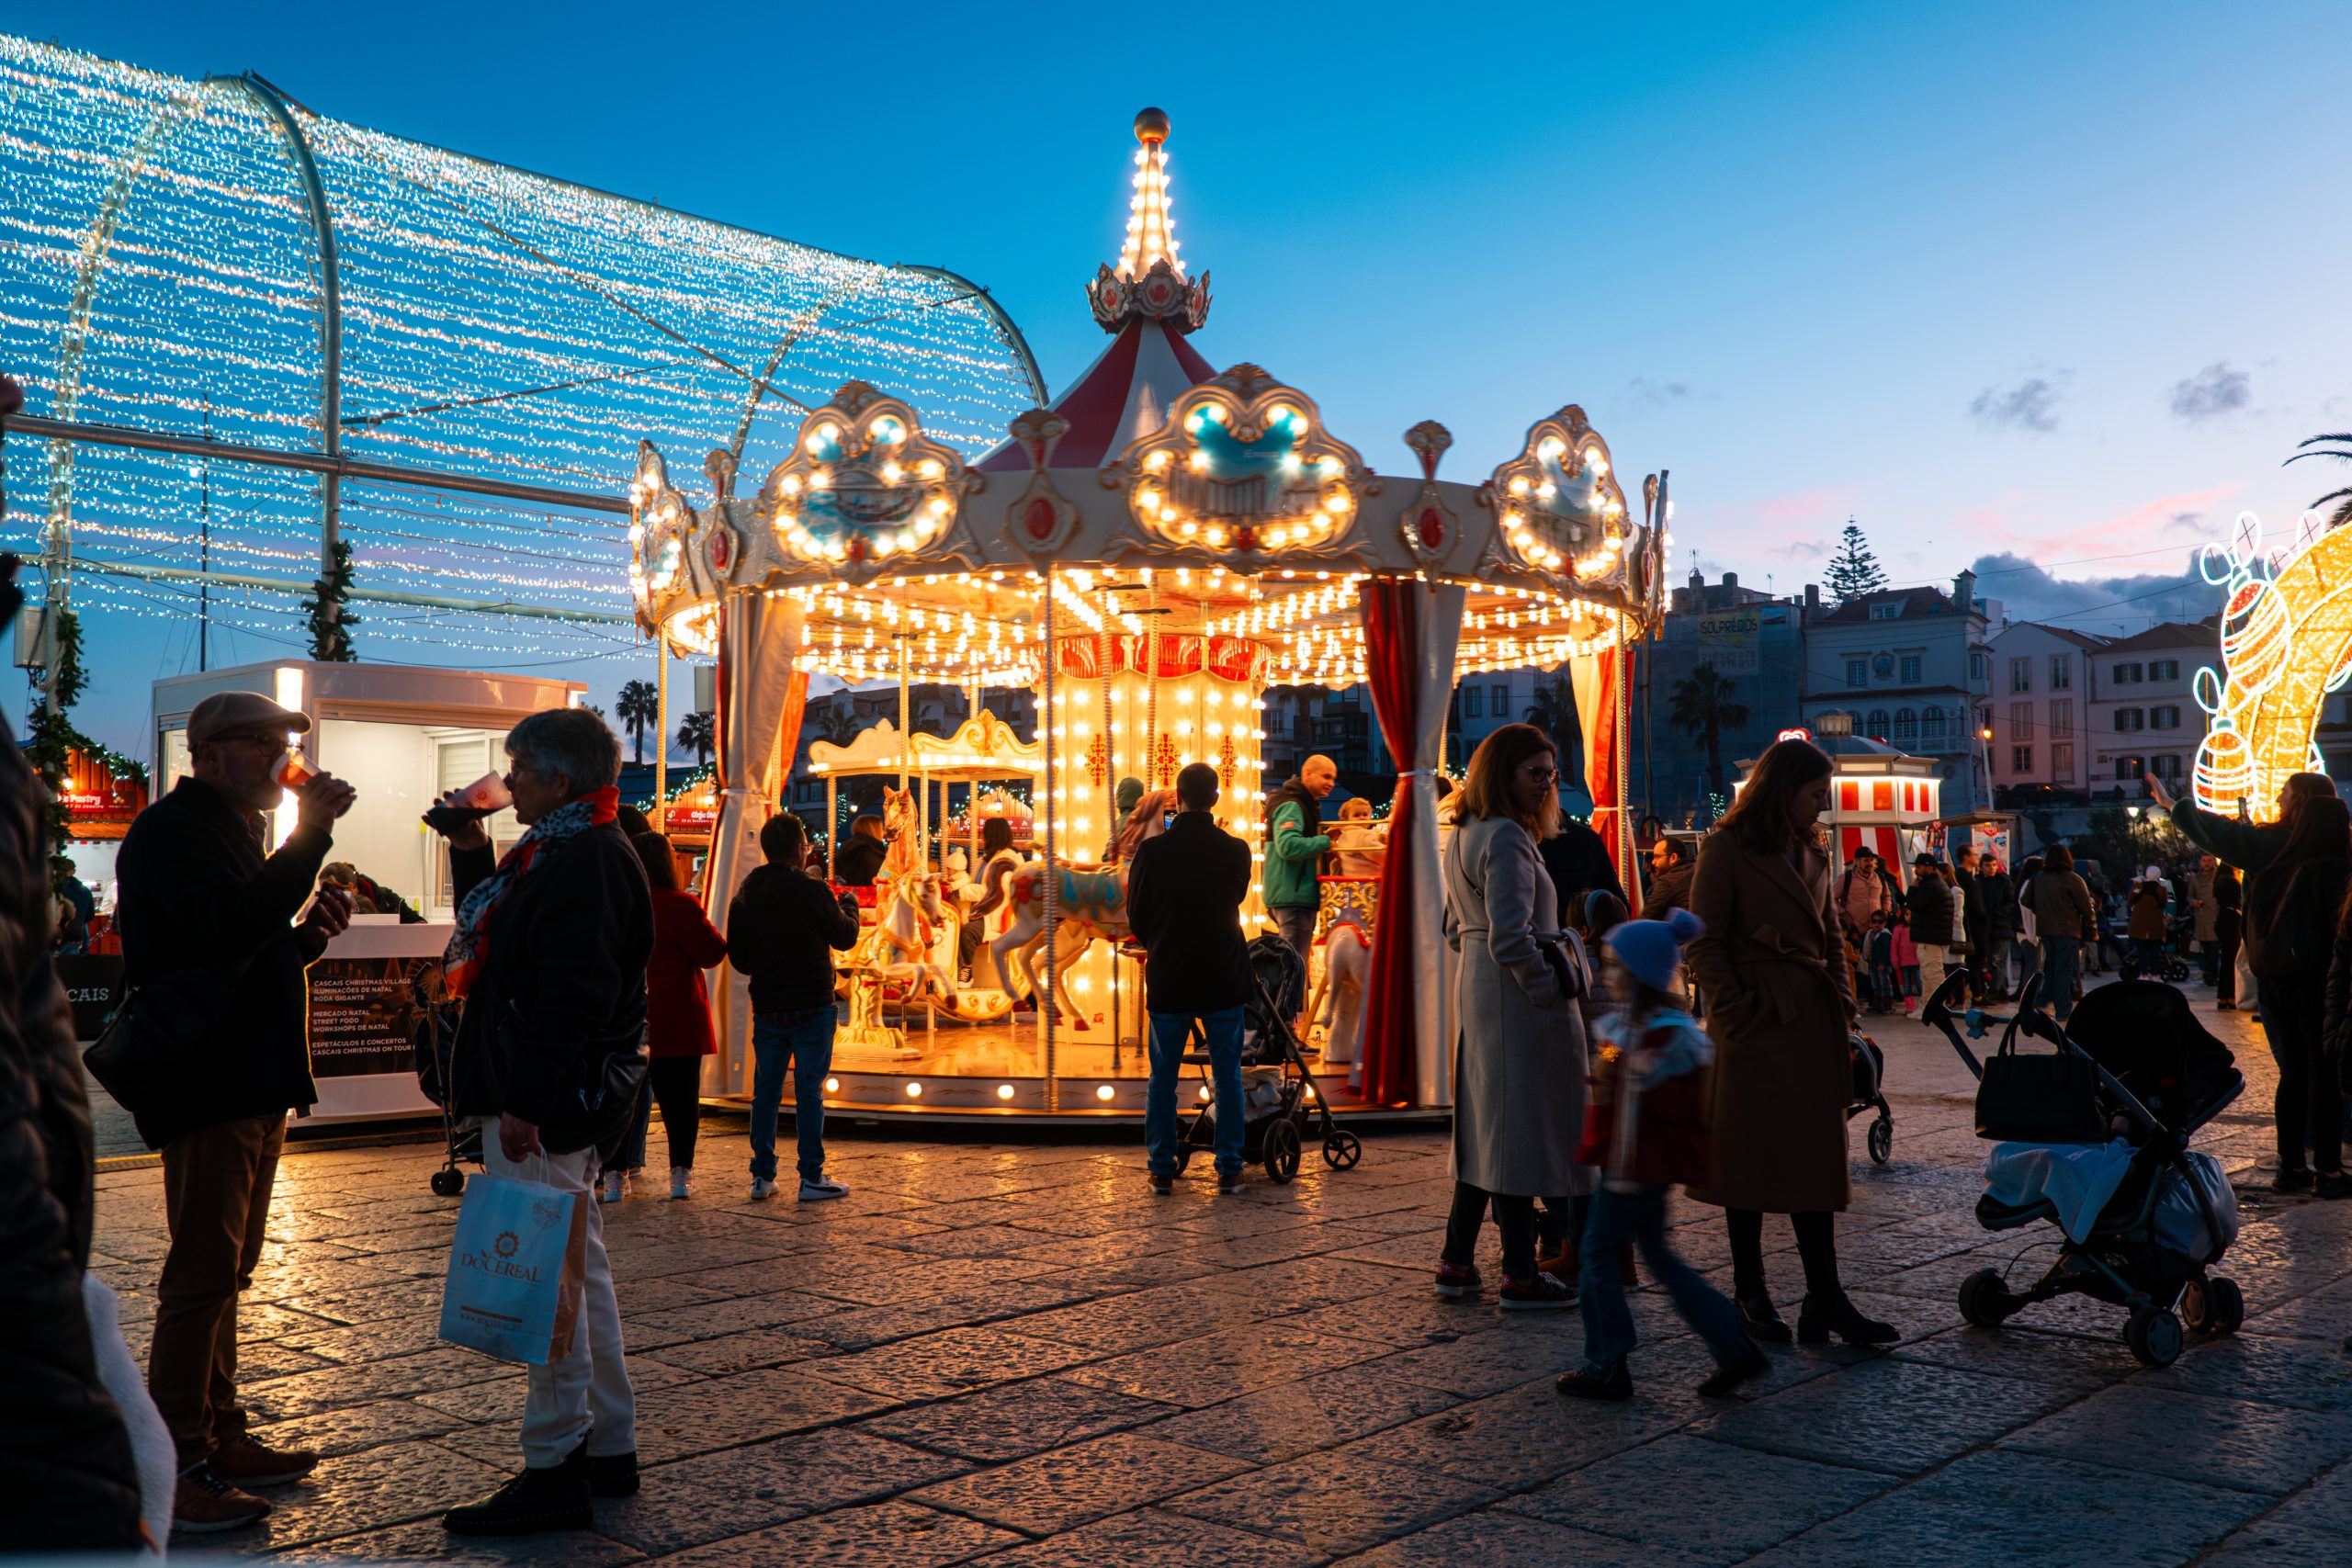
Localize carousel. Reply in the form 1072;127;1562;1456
630;109;1667;1118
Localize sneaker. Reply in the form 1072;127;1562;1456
2274;1167;2316;1195
441;1445;593;1536
599;1170;626;1204
1433;1261;1482;1300
587;1450;639;1499
208;1432;319;1489
1217;1170;1244;1194
1499;1271;1577;1310
669;1168;695;1200
1556;1362;1633;1401
749;1177;780;1201
171;1464;272;1533
1149;1172;1173;1196
799;1175;851;1201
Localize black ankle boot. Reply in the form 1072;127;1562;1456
442;1442;594;1535
588;1450;639;1498
1798;1291;1898;1346
1735;1281;1792;1344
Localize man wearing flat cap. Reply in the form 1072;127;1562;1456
115;690;356;1533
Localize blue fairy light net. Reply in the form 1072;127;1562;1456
0;35;1038;668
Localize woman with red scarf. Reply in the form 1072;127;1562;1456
427;708;653;1537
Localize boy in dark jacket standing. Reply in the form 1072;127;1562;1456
727;812;859;1201
431;707;651;1535
118;691;355;1532
1128;763;1253;1193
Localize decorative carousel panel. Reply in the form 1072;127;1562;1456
628;441;697;634
1481;405;1633;589
751;381;980;585
1109;364;1374;565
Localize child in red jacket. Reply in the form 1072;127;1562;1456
1558;909;1771;1403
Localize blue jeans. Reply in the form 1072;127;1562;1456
1148;1007;1244;1177
1577;1184;1752;1374
2042;936;2082;1021
749;1007;836;1183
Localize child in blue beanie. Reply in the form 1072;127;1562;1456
1558;908;1772;1402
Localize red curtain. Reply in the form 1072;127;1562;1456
1356;578;1422;1106
1584;643;1632;892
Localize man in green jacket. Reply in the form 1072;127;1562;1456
1264;754;1337;1026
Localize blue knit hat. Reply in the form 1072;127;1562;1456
1604;908;1704;992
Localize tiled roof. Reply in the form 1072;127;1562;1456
1817;586;1959;624
2097;619;2220;654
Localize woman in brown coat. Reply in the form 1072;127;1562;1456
1686;739;1896;1347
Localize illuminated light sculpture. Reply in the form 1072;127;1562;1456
629;108;1667;1119
2193;512;2341;820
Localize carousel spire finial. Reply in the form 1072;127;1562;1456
1088;108;1212;334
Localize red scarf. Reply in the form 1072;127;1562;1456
443;785;619;999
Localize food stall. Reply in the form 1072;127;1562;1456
1735;729;1941;888
56;743;145;1037
151;660;586;1125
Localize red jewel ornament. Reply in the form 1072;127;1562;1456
846;536;867;562
1024;496;1056;541
1234;525;1257;551
1417;507;1445;547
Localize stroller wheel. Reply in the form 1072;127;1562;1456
1323;1130;1363;1169
2184;1276;2245;1335
1263;1118;1302;1184
1866;1112;1894;1167
1958;1268;2013;1328
2124;1307;2185;1367
430;1167;466;1198
1172;1144;1194;1176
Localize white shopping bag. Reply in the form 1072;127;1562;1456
439;1169;587;1366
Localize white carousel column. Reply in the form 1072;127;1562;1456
1413;583;1467;1110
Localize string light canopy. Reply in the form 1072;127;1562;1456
0;33;1041;666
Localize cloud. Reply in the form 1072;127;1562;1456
2168;361;2250;423
1965;549;2223;635
2162;510;2210;538
1623;377;1692;411
1970;373;2065;434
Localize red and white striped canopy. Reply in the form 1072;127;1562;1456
976;316;1215;474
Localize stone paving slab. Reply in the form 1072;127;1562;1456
79;979;2352;1564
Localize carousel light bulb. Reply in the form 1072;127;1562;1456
882;462;902;483
1509;476;1530;497
921;459;945;479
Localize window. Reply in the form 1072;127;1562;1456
1971;651;1988;681
2151;660;2179;681
2115;758;2140;782
1865;708;1892;739
2009;702;2031;741
1491;684;1509;716
2050;655;2071;690
1463;687;1482;718
2052;742;2074;782
1893;707;1918;745
1923;705;1947;743
1847;659;1868;688
2154;754;2183;781
2051;699;2073;739
2151;705;2180;730
1900;654;1922;684
2113;662;2143;684
1870;602;1901;620
2115;708;2144;732
2012;746;2034;773
2010;658;2032;694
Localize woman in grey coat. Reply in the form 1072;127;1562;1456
1435;722;1592;1310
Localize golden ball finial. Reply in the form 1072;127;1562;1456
1134;107;1170;145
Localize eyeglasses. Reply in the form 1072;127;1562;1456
1520;765;1559;784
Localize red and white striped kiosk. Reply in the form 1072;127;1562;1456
1736;717;1941;890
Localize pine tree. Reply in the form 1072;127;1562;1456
1824;518;1888;604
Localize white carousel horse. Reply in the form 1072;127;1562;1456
1309;876;1379;1067
848;784;1011;1025
986;788;1177;1030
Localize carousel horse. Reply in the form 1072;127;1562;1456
1307;875;1379;1067
848;784;1012;1026
987;789;1177;1029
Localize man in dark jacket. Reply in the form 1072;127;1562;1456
727;810;859;1202
1637;836;1693;920
1953;846;1990;998
832;813;888;886
1128;762;1253;1194
116;690;354;1532
432;708;650;1536
1978;856;2018;999
1540;814;1627;929
1907;854;1957;1011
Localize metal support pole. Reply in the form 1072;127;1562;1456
654;634;669;830
1041;572;1058;1111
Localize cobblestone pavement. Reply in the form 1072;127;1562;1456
85;983;2352;1566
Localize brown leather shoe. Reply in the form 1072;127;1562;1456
209;1432;321;1488
172;1464;273;1533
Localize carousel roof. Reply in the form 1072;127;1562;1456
976;317;1214;474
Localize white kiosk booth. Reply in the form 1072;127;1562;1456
151;660;587;1126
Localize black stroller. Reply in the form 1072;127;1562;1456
1925;969;2245;1365
411;967;476;1197
1849;1032;1894;1166
1172;934;1362;1183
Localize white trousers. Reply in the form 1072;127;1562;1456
482;1137;637;1467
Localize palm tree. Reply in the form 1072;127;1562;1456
1668;662;1749;823
614;680;659;763
676;710;716;766
1521;671;1585;783
815;704;862;748
2287;434;2352;529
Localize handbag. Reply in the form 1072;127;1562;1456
81;965;240;1117
437;1167;588;1365
1975;1030;2105;1144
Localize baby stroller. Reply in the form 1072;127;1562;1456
410;967;476;1198
1925;969;2244;1366
1849;1032;1894;1166
1172;936;1362;1183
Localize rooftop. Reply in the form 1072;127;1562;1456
1817;586;1969;624
2098;617;2221;654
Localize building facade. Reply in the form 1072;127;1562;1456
1623;570;1808;827
1986;622;2107;795
2086;620;2220;801
1800;572;1997;817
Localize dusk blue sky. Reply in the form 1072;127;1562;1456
7;1;2346;750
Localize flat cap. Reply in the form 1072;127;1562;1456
187;691;310;748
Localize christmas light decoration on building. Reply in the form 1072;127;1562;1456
2191;511;2342;820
